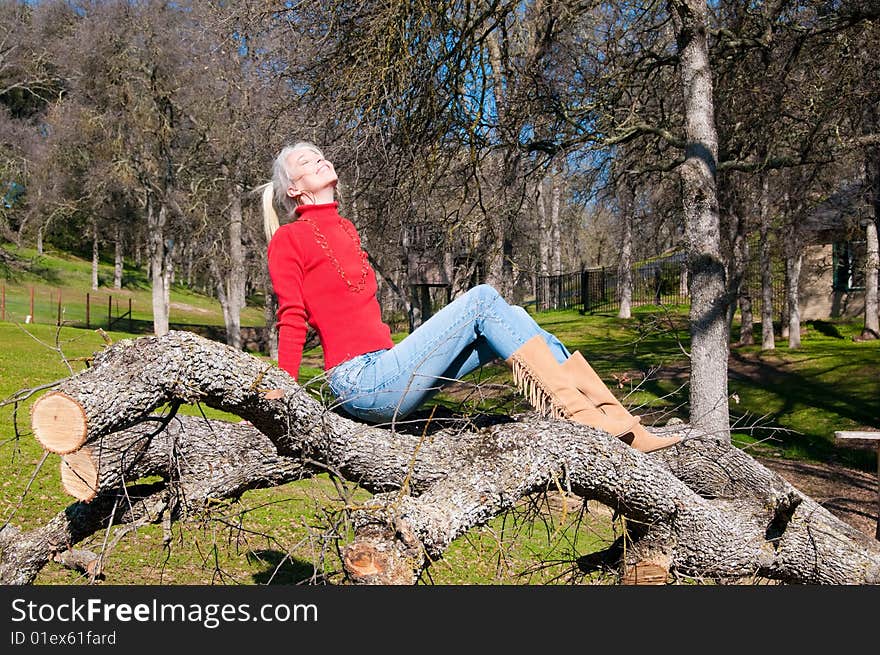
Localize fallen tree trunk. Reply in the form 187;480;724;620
9;330;880;585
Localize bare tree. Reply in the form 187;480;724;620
668;0;730;438
617;176;635;319
758;174;777;349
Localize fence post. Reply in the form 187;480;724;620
108;295;112;328
29;286;34;322
56;289;62;326
128;298;132;332
86;292;90;329
581;269;589;313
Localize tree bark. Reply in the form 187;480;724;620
786;248;803;349
13;330;880;586
483;27;518;301
550;169;562;279
618;178;634;319
90;220;99;291
759;174;776;350
738;239;755;345
113;224;123;290
863;217;879;339
264;282;278;360
217;169;246;349
862;151;880;340
147;195;171;336
780;259;790;340
669;0;730;439
536;176;552;309
720;175;752;345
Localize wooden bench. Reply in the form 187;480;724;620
834;431;880;540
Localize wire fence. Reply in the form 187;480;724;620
1;284;133;331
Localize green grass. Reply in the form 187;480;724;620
1;242;266;332
727;319;880;468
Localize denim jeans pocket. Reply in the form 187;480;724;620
328;350;389;410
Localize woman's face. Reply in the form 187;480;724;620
284;147;338;202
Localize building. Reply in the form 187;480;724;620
799;181;871;321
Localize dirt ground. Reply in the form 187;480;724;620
757;455;879;540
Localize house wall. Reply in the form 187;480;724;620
799;244;865;320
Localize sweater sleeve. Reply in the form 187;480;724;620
267;227;308;381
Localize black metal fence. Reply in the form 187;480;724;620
535;259;689;314
534;257;786;317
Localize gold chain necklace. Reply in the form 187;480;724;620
299;215;370;293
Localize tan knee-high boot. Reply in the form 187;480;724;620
560;351;681;453
506;336;678;452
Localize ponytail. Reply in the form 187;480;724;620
260;182;280;243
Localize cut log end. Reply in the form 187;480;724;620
621;561;670;585
343;528;423;585
31;392;88;454
344;543;386;578
61;447;99;502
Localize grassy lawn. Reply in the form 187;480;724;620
2;256;877;584
1;243;266;331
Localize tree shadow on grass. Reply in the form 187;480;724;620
728;350;878;469
805;319;845;339
248;550;330;585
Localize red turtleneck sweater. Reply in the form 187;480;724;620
267;202;394;380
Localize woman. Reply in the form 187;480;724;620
263;142;679;453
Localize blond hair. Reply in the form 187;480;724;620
260;141;325;243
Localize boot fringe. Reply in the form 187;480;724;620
509;356;569;420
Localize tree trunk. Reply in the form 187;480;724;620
670;0;730;439
738;240;755;345
209;185;246;350
113;224;123;289
13;330;880;586
264;278;279;361
786;249;803;349
861;151;880;340
147;196;170;336
780;264;790;340
184;243;194;287
90;221;99;291
550;169;562;278
863;218;879;339
536;177;551;309
483;28;517;301
224;174;246;349
134;229;142;269
210;257;231;336
759;175;776;350
618;179;634;320
720;175;752;345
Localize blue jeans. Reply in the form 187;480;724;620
327;284;571;423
